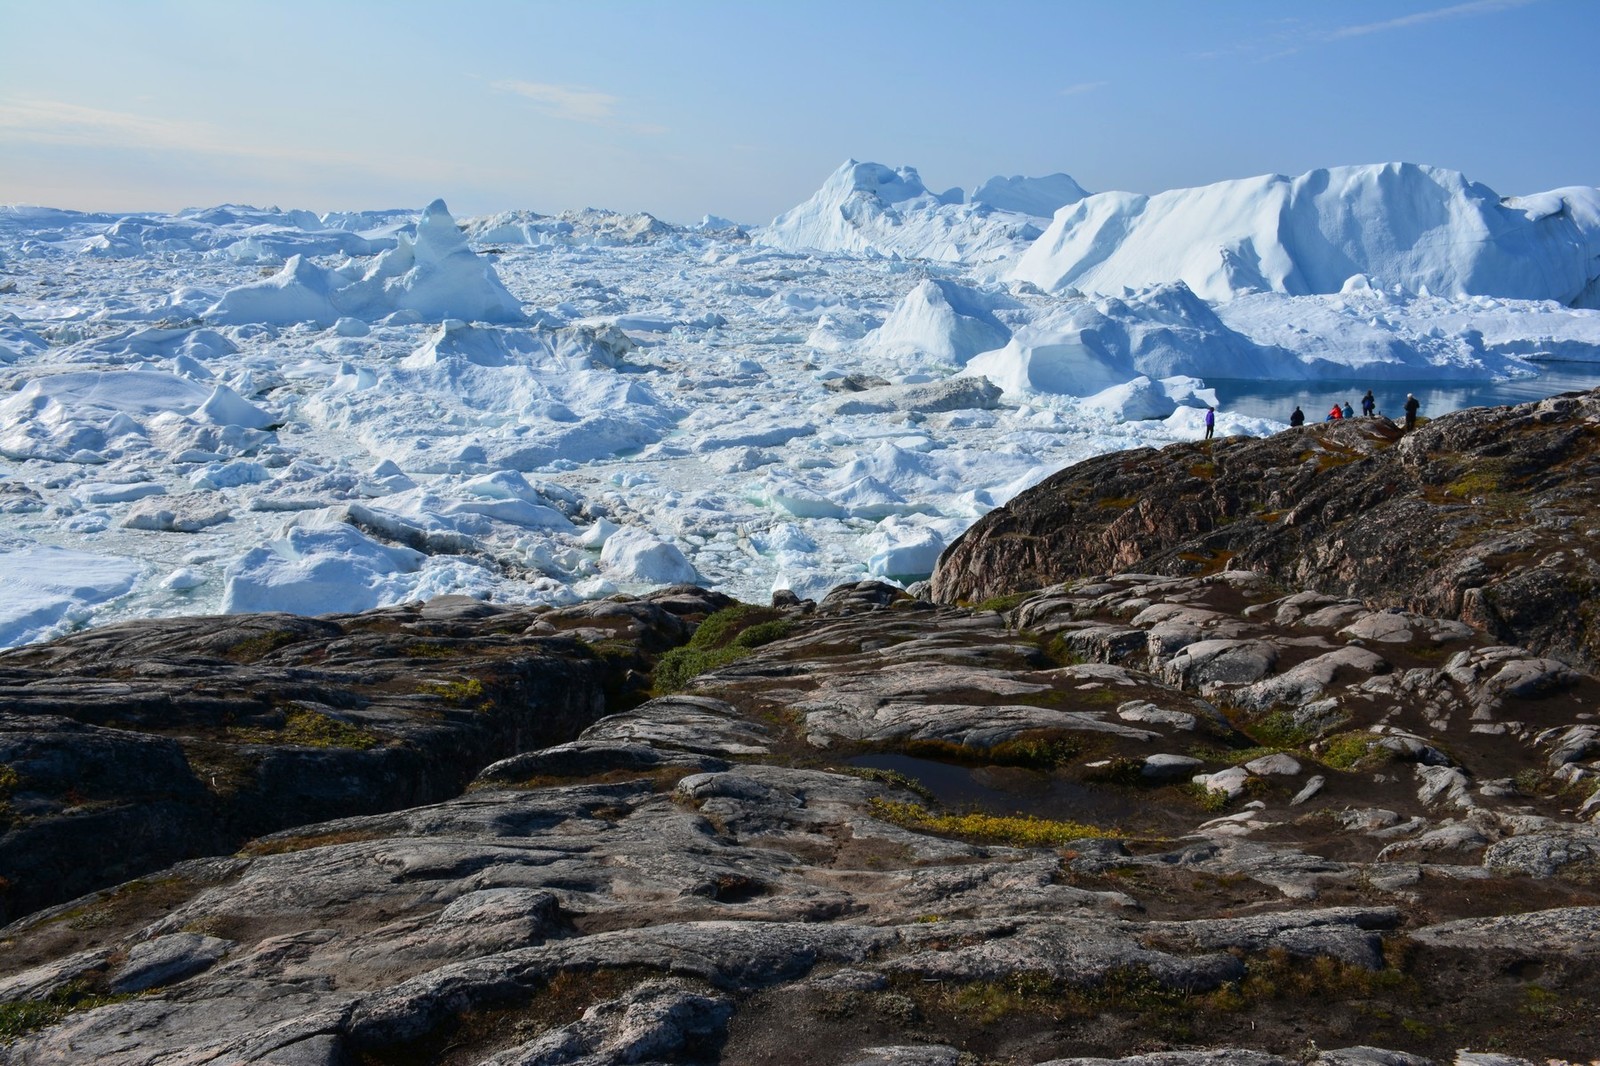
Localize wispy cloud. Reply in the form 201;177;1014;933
1197;0;1538;60
1325;0;1536;40
0;97;378;171
0;98;223;152
1059;81;1109;97
491;79;666;135
491;80;619;123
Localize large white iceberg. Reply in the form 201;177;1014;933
1013;163;1600;306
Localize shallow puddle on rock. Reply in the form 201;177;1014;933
848;753;1143;825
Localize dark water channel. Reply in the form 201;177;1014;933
849;752;1145;826
1208;364;1600;424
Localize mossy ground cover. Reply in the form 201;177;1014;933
229;707;380;749
652;603;793;693
867;797;1117;847
0;983;131;1043
221;628;303;663
726;938;1541;1065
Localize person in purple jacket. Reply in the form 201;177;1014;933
1204;405;1215;440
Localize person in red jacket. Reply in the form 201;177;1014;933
1327;403;1344;421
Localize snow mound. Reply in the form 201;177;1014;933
963;284;1269;397
970;173;1090;217
863;515;950;581
757;160;1046;264
599;527;699;585
1079;376;1182;421
862;279;1012;367
0;546;142;648
1013;163;1600;306
0;316;50;363
207;200;525;326
221;524;424;615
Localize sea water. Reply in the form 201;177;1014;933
1207;364;1600;424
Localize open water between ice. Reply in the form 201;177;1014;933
1206;364;1600;424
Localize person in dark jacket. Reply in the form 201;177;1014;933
1289;406;1305;427
1361;390;1375;416
1404;392;1420;430
1204;405;1215;440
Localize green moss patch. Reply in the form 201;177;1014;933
231;707;380;749
868;797;1117;847
653;603;793;693
0;983;130;1043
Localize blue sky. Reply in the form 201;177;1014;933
1;0;1594;224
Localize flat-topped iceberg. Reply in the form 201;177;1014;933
1013;163;1600;306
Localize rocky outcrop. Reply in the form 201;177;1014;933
0;586;730;922
930;390;1600;671
4;577;1600;1063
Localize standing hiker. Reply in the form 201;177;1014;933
1204;405;1215;440
1404;393;1420;431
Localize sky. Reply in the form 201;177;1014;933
1;0;1596;225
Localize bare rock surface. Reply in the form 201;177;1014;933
4;577;1600;1063
0;585;731;920
931;390;1600;672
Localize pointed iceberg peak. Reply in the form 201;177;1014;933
413;198;469;258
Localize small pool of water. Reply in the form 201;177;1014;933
1207;364;1600;423
849;752;1144;825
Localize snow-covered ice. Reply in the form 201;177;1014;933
1;159;1598;648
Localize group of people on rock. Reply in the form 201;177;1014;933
1286;390;1421;431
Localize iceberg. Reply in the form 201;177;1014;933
1013;163;1600;306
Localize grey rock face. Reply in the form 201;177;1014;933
0;586;732;921
931;389;1600;674
5;572;1600;1063
477;980;733;1066
108;932;234;993
1412;906;1600;954
1482;829;1600;876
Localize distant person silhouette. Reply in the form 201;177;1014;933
1289;406;1304;427
1404;392;1420;431
1204;405;1215;440
1361;390;1375;416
